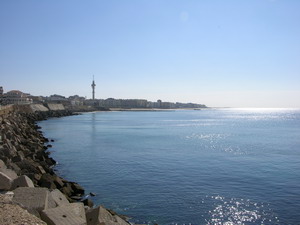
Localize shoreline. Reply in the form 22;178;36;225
109;107;206;111
0;104;132;225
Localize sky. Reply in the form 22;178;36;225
1;0;300;107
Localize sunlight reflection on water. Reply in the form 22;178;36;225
185;133;246;155
206;195;280;225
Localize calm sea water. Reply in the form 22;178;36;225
39;109;300;225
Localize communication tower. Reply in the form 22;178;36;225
91;76;96;100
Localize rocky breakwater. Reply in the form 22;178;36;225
0;106;132;225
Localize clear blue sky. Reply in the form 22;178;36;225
1;0;299;107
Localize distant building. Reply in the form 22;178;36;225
161;101;175;109
0;86;3;96
97;98;148;108
44;94;71;106
84;99;99;107
0;90;33;105
69;95;85;106
47;94;68;102
94;98;207;109
157;100;162;108
29;95;44;103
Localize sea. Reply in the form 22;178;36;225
38;108;300;225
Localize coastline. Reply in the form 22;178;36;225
109;107;207;111
0;104;132;225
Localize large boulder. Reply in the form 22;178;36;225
11;175;35;190
82;198;94;208
12;187;49;216
71;182;85;195
86;206;129;225
16;159;40;174
0;159;6;169
40;205;87;225
50;189;70;206
69;202;87;221
60;182;74;196
39;173;57;189
0;172;13;190
0;168;18;180
53;175;64;189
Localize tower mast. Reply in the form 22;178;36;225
91;75;96;100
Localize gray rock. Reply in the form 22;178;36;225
16;159;40;174
40;180;56;189
9;162;21;175
39;173;57;189
114;215;130;225
11;175;35;190
12;151;25;162
12;187;49;213
0;172;13;190
53;175;64;189
69;202;86;221
82;198;94;208
40;205;87;225
37;165;46;174
0;159;6;169
60;183;73;196
48;191;57;209
71;182;85;195
50;189;70;206
86;206;129;225
0;168;18;180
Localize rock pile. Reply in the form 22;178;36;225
0;111;83;200
0;110;131;225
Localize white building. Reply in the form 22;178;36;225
1;90;33;105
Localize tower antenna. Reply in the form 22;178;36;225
91;75;96;100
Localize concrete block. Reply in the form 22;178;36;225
12;155;24;163
53;176;64;189
114;215;130;225
9;162;21;175
37;165;46;174
40;179;56;189
69;202;86;221
48;191;57;209
83;198;94;208
61;185;73;196
86;206;129;225
11;175;34;190
12;187;49;213
50;189;70;206
71;182;85;195
0;168;18;180
0;172;13;190
0;159;6;169
40;205;87;225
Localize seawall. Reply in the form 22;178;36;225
0;104;132;225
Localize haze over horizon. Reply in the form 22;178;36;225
1;0;299;108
